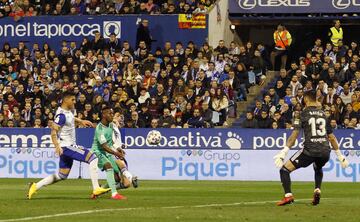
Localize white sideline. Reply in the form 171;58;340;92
0;198;330;222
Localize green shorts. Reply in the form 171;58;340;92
94;152;120;174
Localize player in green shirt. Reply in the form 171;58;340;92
91;105;126;200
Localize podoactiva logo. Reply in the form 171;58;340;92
125;131;244;149
0;21;121;39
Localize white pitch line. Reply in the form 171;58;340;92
0;198;332;222
191;198;324;208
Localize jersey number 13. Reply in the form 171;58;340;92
308;117;326;137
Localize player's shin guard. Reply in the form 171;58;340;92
314;164;323;190
89;158;100;190
105;168;117;195
36;174;62;190
280;167;292;195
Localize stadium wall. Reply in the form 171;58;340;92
208;0;236;47
0;15;208;51
0;129;359;182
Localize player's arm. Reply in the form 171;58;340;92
97;129;124;159
52;114;66;155
273;129;299;168
112;123;126;149
274;117;301;168
286;129;299;148
50;123;63;156
328;133;349;168
75;117;94;127
101;142;124;159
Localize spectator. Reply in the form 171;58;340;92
159;108;175;128
187;108;205;128
289;75;302;96
271;24;292;70
73;0;86;15
242;111;258;128
236;63;248;101
340;84;354;105
150;118;159;128
201;102;212;126
329;20;343;47
211;88;228;126
136;19;152;50
129;111;146;128
257;110;272;129
138;104;151;127
193;2;207;14
214;40;229;55
323;86;339;105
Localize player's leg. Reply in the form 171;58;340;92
28;151;72;199
96;153;126;199
99;156;126;200
277;150;314;206
312;153;330;205
116;158;138;188
65;145;110;196
100;157;133;189
111;157;132;189
279;161;295;199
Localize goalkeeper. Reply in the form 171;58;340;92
273;90;349;206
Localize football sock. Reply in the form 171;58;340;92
314;167;323;190
105;168;117;195
121;168;133;181
36;174;61;190
280;167;292;194
89;159;100;190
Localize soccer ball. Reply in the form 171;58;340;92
146;130;162;145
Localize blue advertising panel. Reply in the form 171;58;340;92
0;128;359;181
229;0;360;14
0;128;358;150
0;147;359;181
0;15;207;51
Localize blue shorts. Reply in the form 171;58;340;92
58;145;96;178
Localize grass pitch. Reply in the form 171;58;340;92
0;179;359;222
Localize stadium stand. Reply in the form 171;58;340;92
1;1;359;130
0;29;267;128
0;0;216;17
236;31;360;130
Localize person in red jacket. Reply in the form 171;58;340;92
6;94;18;112
9;4;24;21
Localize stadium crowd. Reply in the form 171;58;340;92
0;0;214;18
0;23;268;128
243;36;360;130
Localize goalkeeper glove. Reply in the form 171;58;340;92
273;146;290;168
335;150;349;169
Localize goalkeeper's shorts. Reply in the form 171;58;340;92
289;150;330;170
